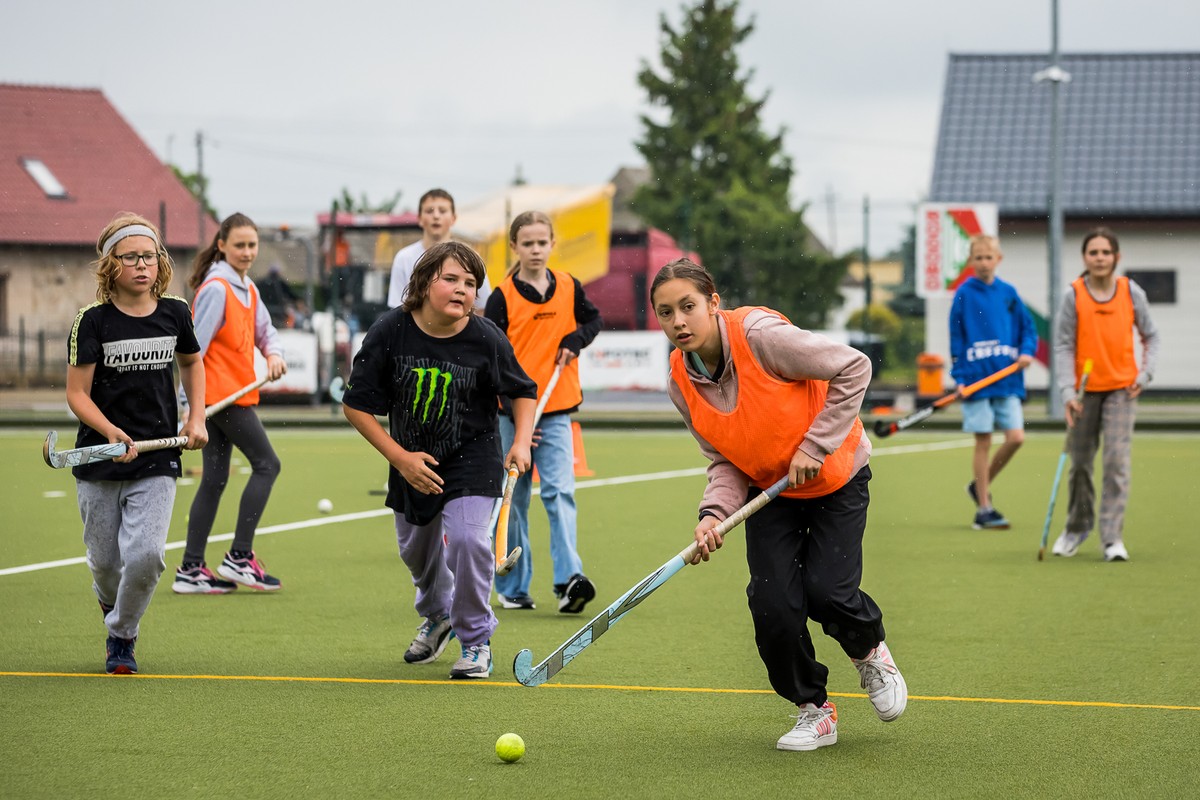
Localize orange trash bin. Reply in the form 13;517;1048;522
916;353;946;400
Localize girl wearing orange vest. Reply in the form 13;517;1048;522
174;213;288;594
651;259;906;753
484;211;602;614
1051;228;1160;562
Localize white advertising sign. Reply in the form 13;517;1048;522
916;203;999;298
579;331;670;391
255;329;319;395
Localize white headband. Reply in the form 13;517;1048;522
101;224;158;257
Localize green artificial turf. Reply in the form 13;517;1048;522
1;427;1197;798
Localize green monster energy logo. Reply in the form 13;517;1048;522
411;367;453;422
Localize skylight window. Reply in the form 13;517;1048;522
21;158;68;198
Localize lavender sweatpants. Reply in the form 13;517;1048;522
76;476;175;640
393;495;497;648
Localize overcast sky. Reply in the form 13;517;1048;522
4;0;1197;255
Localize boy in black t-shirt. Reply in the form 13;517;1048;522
343;242;536;680
66;213;208;675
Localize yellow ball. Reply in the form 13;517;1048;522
495;733;525;763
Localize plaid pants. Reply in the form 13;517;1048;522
1066;389;1137;547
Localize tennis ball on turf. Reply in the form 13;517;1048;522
495;733;525;763
317;498;333;514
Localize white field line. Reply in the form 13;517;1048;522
2;437;971;578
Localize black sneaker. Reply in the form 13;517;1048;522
558;574;596;614
973;508;1011;530
105;635;137;675
500;594;536;610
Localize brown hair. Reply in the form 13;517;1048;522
650;257;716;305
419;188;455;215
91;212;174;303
1081;227;1120;254
401;241;487;313
506;210;554;276
188;212;258;291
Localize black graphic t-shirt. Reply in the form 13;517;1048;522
67;297;200;481
343;311;537;525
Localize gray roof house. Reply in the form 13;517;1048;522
925;52;1200;391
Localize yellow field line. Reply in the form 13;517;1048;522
2;671;1196;712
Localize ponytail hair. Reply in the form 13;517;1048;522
189;212;257;291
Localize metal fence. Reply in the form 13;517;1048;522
0;321;68;388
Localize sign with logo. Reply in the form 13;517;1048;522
255;329;319;395
915;203;998;298
579;331;669;391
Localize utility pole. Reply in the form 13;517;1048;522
195;131;206;252
825;185;838;252
862;195;872;338
1035;0;1071;419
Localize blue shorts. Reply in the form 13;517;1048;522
961;395;1024;433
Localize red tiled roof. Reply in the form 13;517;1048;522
0;83;216;248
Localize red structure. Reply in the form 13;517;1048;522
587;228;699;331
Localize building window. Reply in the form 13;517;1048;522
21;158;68;199
1124;270;1176;304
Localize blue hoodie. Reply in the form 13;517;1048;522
948;276;1037;399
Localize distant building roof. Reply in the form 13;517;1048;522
0;83;215;247
929;53;1200;217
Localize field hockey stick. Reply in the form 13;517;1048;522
205;375;272;416
513;474;791;687
1038;359;1093;561
42;432;190;469
43;375;271;469
485;362;565;550
873;361;1023;438
328;376;346;404
494;467;522;575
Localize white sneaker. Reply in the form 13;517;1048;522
851;641;907;722
1052;531;1086;558
776;702;837;751
449;642;492;679
1104;542;1130;562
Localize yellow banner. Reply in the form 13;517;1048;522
477;186;614;287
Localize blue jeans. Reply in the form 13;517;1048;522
495;414;583;599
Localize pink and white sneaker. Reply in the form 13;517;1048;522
776;702;837;751
851;641;907;721
217;551;281;591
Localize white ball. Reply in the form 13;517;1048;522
317;498;333;514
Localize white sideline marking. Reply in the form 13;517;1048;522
2;438;971;578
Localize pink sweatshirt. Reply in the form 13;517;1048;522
667;308;872;522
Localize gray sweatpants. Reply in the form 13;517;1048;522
1067;389;1137;547
76;476;176;640
394;495;497;648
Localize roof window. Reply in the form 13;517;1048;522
21;158;68;198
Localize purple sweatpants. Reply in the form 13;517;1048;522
393;495;497;648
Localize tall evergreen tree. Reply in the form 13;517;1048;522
634;0;846;325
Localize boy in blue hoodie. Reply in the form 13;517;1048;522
949;235;1036;530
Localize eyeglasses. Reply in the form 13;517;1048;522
115;252;160;267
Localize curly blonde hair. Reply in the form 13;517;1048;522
91;212;174;303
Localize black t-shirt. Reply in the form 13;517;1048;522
342;310;537;525
68;297;200;481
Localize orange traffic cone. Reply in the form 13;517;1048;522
532;421;594;481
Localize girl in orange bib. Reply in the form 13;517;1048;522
1050;228;1160;561
651;258;906;753
174;213;288;594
